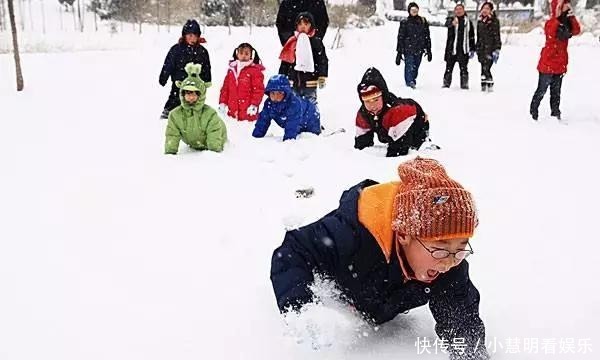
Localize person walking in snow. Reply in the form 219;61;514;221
475;2;501;92
276;0;329;46
354;68;430;157
530;0;581;122
270;157;489;360
252;74;321;141
395;2;432;89
279;12;329;106
164;63;227;155
218;43;265;122
443;3;475;89
159;19;212;119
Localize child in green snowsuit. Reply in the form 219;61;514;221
164;63;227;155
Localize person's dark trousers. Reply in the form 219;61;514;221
443;55;469;89
530;73;563;119
404;53;423;88
296;87;318;106
163;82;181;112
480;57;494;91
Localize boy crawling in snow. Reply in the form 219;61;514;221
164;63;227;155
271;157;489;360
355;67;430;157
252;74;321;141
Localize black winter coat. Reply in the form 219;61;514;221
396;15;432;56
159;40;211;86
444;16;476;61
276;0;329;45
476;15;501;60
271;180;488;359
278;36;328;89
354;68;428;157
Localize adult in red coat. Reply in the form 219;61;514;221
530;0;581;121
219;43;265;122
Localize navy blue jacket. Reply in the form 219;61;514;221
271;180;488;359
397;15;432;56
253;75;321;141
159;40;211;86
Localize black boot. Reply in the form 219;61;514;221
461;78;469;89
530;109;539;121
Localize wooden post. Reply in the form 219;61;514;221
7;0;24;91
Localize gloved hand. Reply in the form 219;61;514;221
218;103;228;115
246;105;258;116
395;52;403;65
318;77;327;89
492;50;500;64
426;51;432;62
469;50;476;59
159;77;167;87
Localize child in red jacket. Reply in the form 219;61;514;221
530;0;580;123
219;43;266;122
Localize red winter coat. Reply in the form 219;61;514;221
219;61;265;121
537;1;581;75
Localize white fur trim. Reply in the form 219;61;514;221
356;126;370;137
388;115;416;141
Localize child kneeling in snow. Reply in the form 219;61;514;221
252;74;321;141
271;157;489;360
218;43;265;121
164;63;227;155
355;67;430;157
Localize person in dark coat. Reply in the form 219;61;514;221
530;0;581;122
276;0;329;45
252;74;321;141
475;2;501;92
443;4;475;89
396;2;432;88
354;67;429;157
270;157;489;360
158;19;212;119
279;12;328;106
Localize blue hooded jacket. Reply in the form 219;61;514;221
252;75;321;141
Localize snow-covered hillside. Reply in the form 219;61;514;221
1;18;600;360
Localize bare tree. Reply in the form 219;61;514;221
0;0;6;31
40;0;46;33
77;0;83;32
7;0;24;91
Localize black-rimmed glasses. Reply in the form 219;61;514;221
415;238;474;260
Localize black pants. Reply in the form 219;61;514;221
444;55;469;89
480;57;494;90
163;82;181;111
530;73;563;117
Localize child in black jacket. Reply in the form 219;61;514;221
159;19;212;119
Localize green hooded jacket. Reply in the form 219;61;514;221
165;63;227;154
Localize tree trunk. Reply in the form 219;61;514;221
0;0;6;32
77;0;83;32
7;0;24;91
40;0;45;33
27;0;32;30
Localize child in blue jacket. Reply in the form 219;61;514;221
252;74;321;141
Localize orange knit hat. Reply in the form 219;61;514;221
392;157;478;241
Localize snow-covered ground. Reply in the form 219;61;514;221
1;18;600;360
